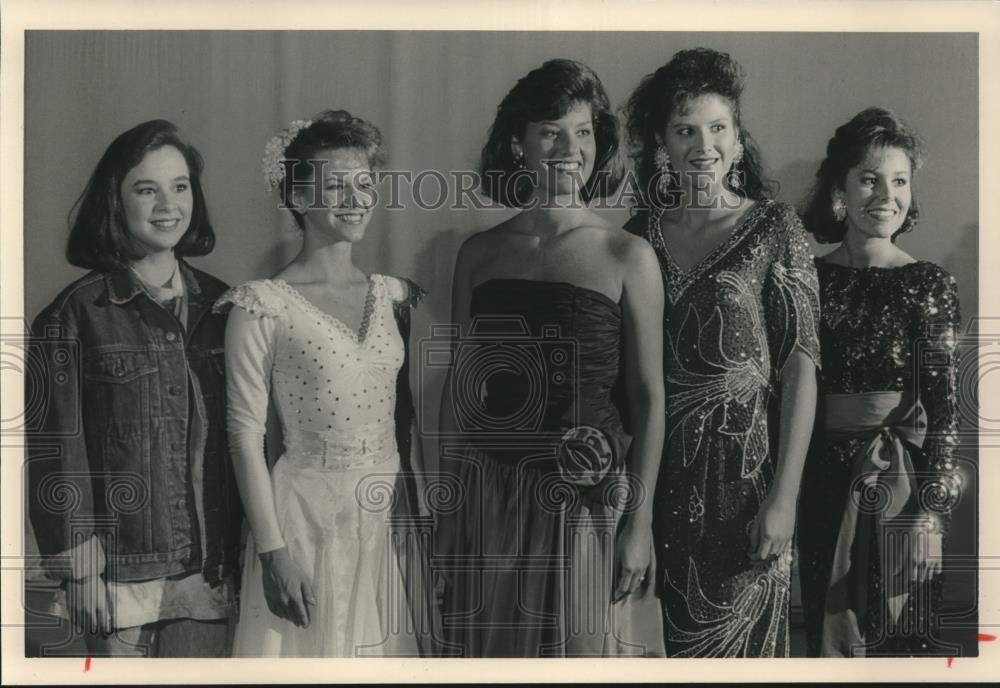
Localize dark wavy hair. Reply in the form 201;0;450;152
801;107;925;243
624;47;775;209
479;59;624;208
66;120;215;271
280;109;387;230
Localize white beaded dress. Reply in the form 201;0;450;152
215;274;432;657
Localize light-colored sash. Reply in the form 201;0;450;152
819;392;926;658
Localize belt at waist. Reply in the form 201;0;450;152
283;422;397;471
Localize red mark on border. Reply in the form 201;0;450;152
83;655;92;672
948;632;997;666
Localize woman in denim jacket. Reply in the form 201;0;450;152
26;120;243;656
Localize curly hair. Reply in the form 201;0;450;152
624;47;775;208
801;107;925;243
479;59;624;208
280;110;386;230
66;119;215;272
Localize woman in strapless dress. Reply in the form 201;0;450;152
434;59;666;658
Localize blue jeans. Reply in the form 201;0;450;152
83;617;233;657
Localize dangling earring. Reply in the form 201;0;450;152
727;141;745;190
654;145;672;195
832;195;847;223
654;145;671;174
512;145;526;170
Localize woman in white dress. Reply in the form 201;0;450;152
215;110;433;657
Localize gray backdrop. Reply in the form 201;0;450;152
23;31;978;616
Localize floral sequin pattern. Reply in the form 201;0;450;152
628;199;821;658
662;557;791;658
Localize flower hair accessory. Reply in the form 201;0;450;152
262;119;312;191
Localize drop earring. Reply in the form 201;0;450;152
832;195;847;223
512;145;526;170
654;145;673;195
727;141;744;190
654;145;672;174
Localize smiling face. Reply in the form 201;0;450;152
293;147;375;242
512;100;596;201
661;93;740;191
837;145;912;240
119;145;193;258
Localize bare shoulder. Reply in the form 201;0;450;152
605;226;657;269
455;225;500;268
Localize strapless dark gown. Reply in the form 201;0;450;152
436;279;664;657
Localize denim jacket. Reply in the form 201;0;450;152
27;261;242;584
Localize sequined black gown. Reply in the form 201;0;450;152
797;259;961;657
625;200;822;657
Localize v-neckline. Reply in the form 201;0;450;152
273;275;378;345
647;200;769;302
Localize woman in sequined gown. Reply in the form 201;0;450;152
435;60;667;657
798;108;961;657
623;48;821;657
218;111;434;656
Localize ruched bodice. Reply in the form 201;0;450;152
438;277;664;657
464;279;627;483
471;278;620;420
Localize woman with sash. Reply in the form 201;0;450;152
798;107;962;657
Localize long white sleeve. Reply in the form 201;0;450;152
223;299;286;554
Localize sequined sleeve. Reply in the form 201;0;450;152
762;204;822;380
914;266;962;520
